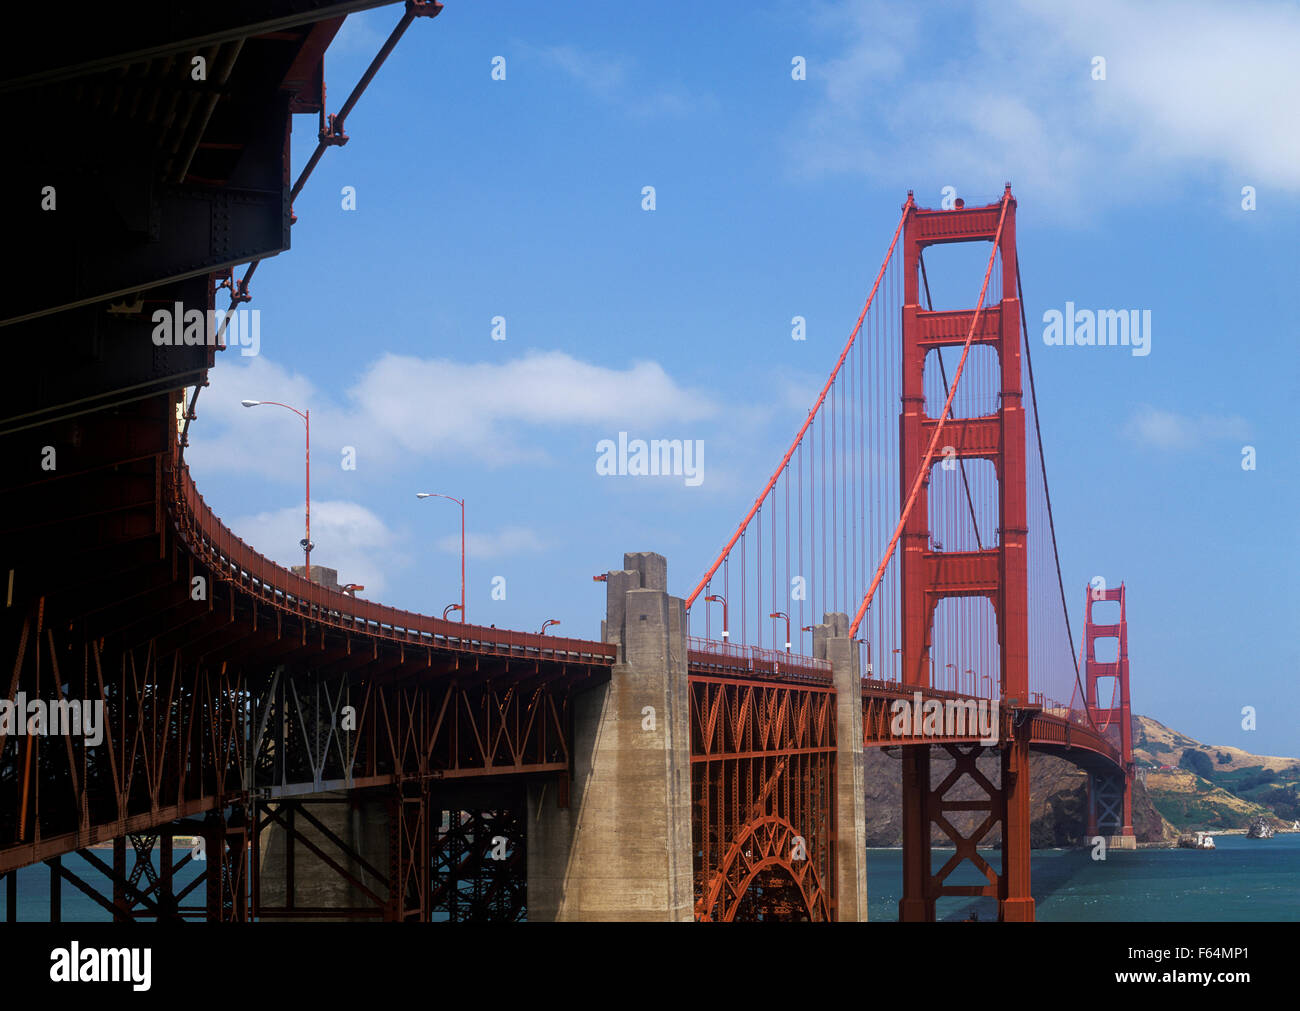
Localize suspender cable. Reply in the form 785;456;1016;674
685;203;911;610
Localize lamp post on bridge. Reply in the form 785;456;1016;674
854;638;872;678
540;619;561;635
241;399;311;580
416;491;465;624
768;611;791;652
705;594;728;641
946;663;956;692
965;667;975;696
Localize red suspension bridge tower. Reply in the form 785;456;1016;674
896;186;1036;921
1084;583;1135;843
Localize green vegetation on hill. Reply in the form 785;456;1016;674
1134;715;1299;832
1178;748;1214;779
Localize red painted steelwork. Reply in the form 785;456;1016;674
891;188;1036;922
687;637;832;685
175;465;613;666
690;674;836;921
1084;583;1134;835
848;188;1013;640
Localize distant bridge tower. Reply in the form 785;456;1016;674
1083;583;1135;847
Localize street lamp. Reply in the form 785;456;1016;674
540;619;560;635
342;583;364;597
892;648;903;683
416;492;465;624
704;594;728;640
443;604;462;620
946;663;956;691
242;399;311;579
769;611;791;652
965;668;975;696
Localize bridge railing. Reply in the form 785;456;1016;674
687;636;833;684
171;464;616;665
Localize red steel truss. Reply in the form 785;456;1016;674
0;390;612;916
689;669;837;921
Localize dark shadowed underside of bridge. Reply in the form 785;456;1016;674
0;3;1132;923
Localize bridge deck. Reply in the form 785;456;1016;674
686;639;1121;765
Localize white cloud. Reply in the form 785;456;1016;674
347;349;720;464
1127;404;1251;450
186;355;318;480
188;348;721;475
331;12;385;53
796;0;1300;210
533;44;629;94
437;525;547;559
524;42;716;118
224;499;406;596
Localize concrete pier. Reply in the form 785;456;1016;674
814;612;869;921
526;552;694;921
257;790;390;919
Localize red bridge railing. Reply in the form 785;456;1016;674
687;636;833;684
171;464;616;666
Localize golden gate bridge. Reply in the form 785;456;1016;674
0;0;1134;924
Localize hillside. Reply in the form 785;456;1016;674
861;714;1298;847
1132;715;1299;832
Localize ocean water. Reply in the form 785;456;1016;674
4;834;1297;921
866;833;1300;921
2;849;208;922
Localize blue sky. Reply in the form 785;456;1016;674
186;1;1299;757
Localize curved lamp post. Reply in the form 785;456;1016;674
242;400;311;579
417;492;465;623
769;611;791;652
704;593;728;641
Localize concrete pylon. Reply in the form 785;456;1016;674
526;552;693;920
257;789;390;919
813;611;868;921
